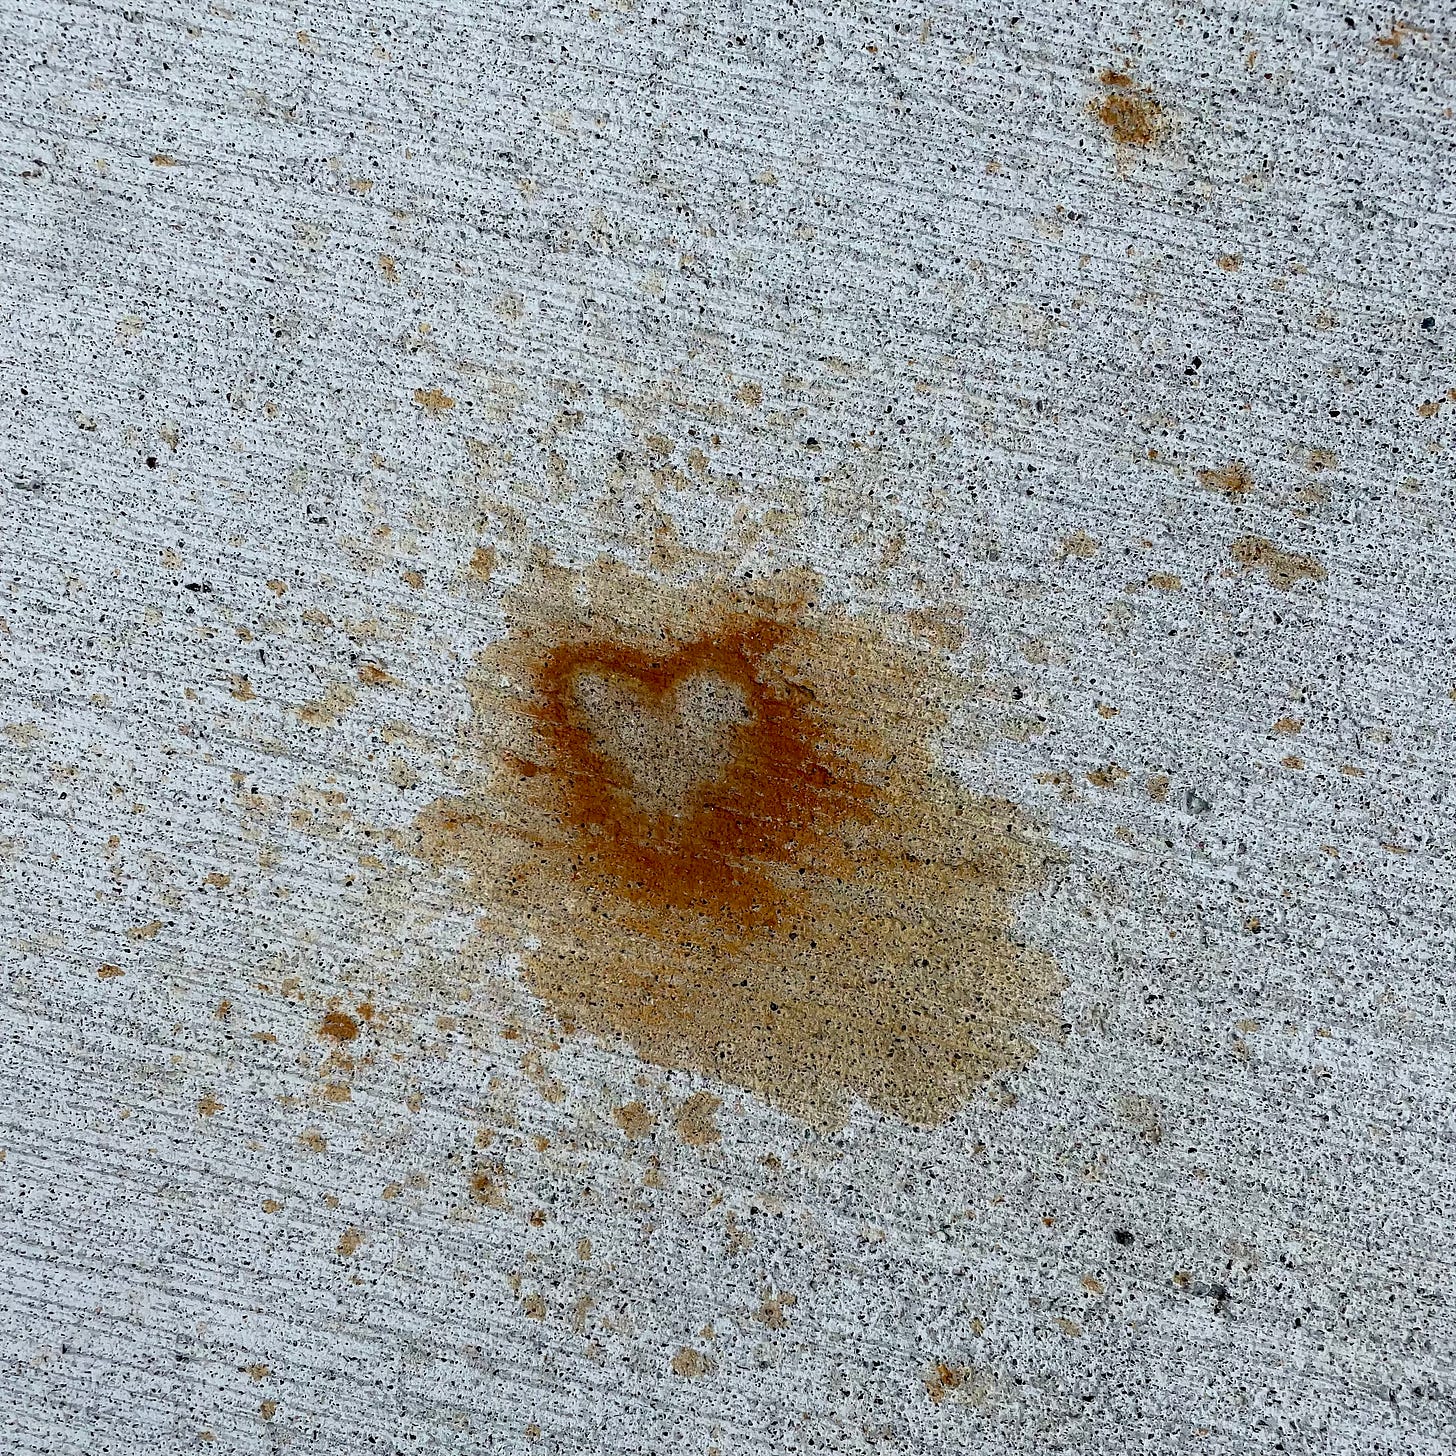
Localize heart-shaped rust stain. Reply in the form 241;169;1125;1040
569;668;750;824
416;559;1062;1131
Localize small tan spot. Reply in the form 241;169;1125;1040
196;1093;223;1117
126;919;163;940
246;1363;269;1380
1081;1275;1105;1295
1147;573;1182;591
298;1129;327;1153
414;386;455;416
1306;448;1338;472
1281;755;1305;770
521;1293;547;1319
1339;764;1366;778
670;1346;713;1378
261;1198;283;1214
260;1400;278;1420
150;153;177;166
1197;460;1254;498
753;1290;796;1330
468;545;497;581
612;1100;656;1140
673;1091;722;1147
337;1226;364;1258
229;675;257;701
469;1162;509;1209
378;254;398;283
97;963;124;979
357;661;397;687
924;1361;976;1405
1216;252;1243;272
1147;774;1170;802
1229;536;1326;590
1057;530;1098;559
1271;717;1303;736
733;382;763;407
1086;764;1128;791
295;684;356;727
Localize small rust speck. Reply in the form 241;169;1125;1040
612;1100;656;1140
319;1010;360;1041
1230;536;1327;590
1091;69;1164;149
673;1091;722;1147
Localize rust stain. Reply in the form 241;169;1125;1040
469;1161;509;1208
670;1346;714;1378
414;386;455;416
1229;535;1327;590
1198;460;1254;498
357;661;397;687
413;557;1061;1130
612;1100;656;1139
318;1009;360;1041
1091;69;1164;149
673;1091;722;1147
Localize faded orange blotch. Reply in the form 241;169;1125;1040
414;557;1061;1129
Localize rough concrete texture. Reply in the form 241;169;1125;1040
2;2;1454;1453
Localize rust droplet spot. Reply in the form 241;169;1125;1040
1091;69;1164;149
415;559;1061;1129
318;1009;360;1041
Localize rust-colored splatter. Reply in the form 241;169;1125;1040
925;1361;977;1404
469;1161;509;1208
337;1227;364;1257
1091;70;1164;149
673;1091;722;1147
1198;460;1254;498
318;1010;360;1041
1374;20;1429;55
357;661;397;687
612;1100;656;1139
97;963;123;979
414;558;1061;1129
670;1346;714;1378
1230;536;1327;590
414;386;455;416
196;1093;222;1117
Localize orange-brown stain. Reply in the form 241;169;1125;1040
414;558;1061;1129
925;1361;974;1404
1092;70;1164;149
318;1009;360;1041
673;1091;722;1147
1198;460;1254;498
469;1161;509;1208
1230;535;1327;590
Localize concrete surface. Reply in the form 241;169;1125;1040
2;1;1455;1452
